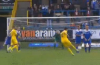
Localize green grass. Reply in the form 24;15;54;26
0;48;100;65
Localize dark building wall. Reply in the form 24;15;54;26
0;17;7;42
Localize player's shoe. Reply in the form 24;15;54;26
6;50;9;53
76;49;79;53
17;50;21;52
76;51;79;53
72;54;75;56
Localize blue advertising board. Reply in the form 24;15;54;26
29;43;59;47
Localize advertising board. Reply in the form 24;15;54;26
0;0;15;9
73;29;100;39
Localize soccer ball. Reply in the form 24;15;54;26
78;46;82;50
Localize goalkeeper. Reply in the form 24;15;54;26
54;30;64;49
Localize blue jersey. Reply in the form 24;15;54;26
75;29;82;39
75;29;82;44
83;30;92;40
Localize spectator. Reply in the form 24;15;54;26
46;9;54;29
91;0;99;15
33;7;39;17
52;0;57;4
39;5;42;10
95;0;100;10
69;3;75;16
56;5;61;10
32;0;41;6
54;5;63;16
33;4;37;9
54;5;63;23
86;0;90;7
27;7;33;17
32;7;39;27
80;0;88;10
87;7;92;16
38;9;43;22
64;0;70;5
74;8;80;22
74;8;80;16
70;23;76;27
49;4;54;10
60;0;65;10
82;21;89;29
63;4;69;16
91;0;98;10
86;7;93;22
87;0;93;8
69;3;75;10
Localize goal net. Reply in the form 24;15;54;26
7;16;100;41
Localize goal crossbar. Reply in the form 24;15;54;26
7;16;100;20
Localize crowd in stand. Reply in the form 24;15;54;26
28;0;100;17
27;0;100;29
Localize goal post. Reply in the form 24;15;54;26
7;16;100;41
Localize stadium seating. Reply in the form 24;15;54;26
11;0;100;29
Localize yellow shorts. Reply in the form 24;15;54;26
61;38;72;47
11;38;18;46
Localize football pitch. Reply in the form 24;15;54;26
0;48;100;65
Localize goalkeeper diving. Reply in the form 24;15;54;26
60;28;79;56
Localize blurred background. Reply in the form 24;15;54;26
1;0;100;42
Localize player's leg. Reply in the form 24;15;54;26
61;43;64;49
75;40;81;53
12;45;19;52
7;39;11;52
58;42;64;49
84;41;87;53
62;42;75;55
75;39;78;50
18;45;20;50
71;44;77;51
8;45;13;52
67;39;78;51
67;47;75;55
76;43;79;50
8;39;14;52
88;41;91;52
5;39;9;52
12;39;19;52
54;41;57;49
17;39;21;51
7;45;10;52
75;39;81;50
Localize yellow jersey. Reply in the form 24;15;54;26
11;29;17;39
60;30;68;39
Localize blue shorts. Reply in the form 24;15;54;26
75;38;81;44
84;41;91;44
5;38;11;45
